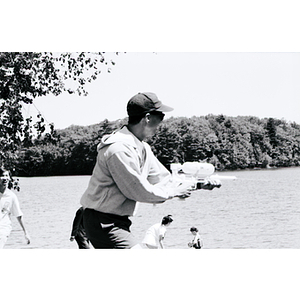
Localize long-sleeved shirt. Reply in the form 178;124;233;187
80;126;176;216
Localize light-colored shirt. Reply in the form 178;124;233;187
142;223;167;248
192;233;203;248
0;189;23;234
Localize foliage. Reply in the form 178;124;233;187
0;52;117;169
2;52;299;178
9;115;300;176
14;119;123;176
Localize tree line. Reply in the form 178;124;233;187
11;114;300;177
3;53;299;178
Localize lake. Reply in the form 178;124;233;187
4;167;300;249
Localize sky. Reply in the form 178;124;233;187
25;52;300;129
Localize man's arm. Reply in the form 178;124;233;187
107;151;193;203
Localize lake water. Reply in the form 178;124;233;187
4;167;300;249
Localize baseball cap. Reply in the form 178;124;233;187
127;92;174;116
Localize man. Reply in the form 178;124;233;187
70;207;90;249
0;167;30;248
80;92;219;249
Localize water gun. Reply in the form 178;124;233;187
170;162;237;190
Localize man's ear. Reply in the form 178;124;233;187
145;113;151;123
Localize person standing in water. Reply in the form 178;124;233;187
142;215;173;249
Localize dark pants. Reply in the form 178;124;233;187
83;208;137;249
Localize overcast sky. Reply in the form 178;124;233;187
25;52;300;129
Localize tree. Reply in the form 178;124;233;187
266;117;278;147
0;52;117;169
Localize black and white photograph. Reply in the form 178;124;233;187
1;1;300;299
1;52;300;250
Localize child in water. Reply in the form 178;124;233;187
188;227;203;249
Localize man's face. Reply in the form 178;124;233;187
143;112;165;138
0;171;10;190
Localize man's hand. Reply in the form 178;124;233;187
197;178;222;190
174;181;194;198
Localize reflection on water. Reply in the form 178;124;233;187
4;167;300;249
